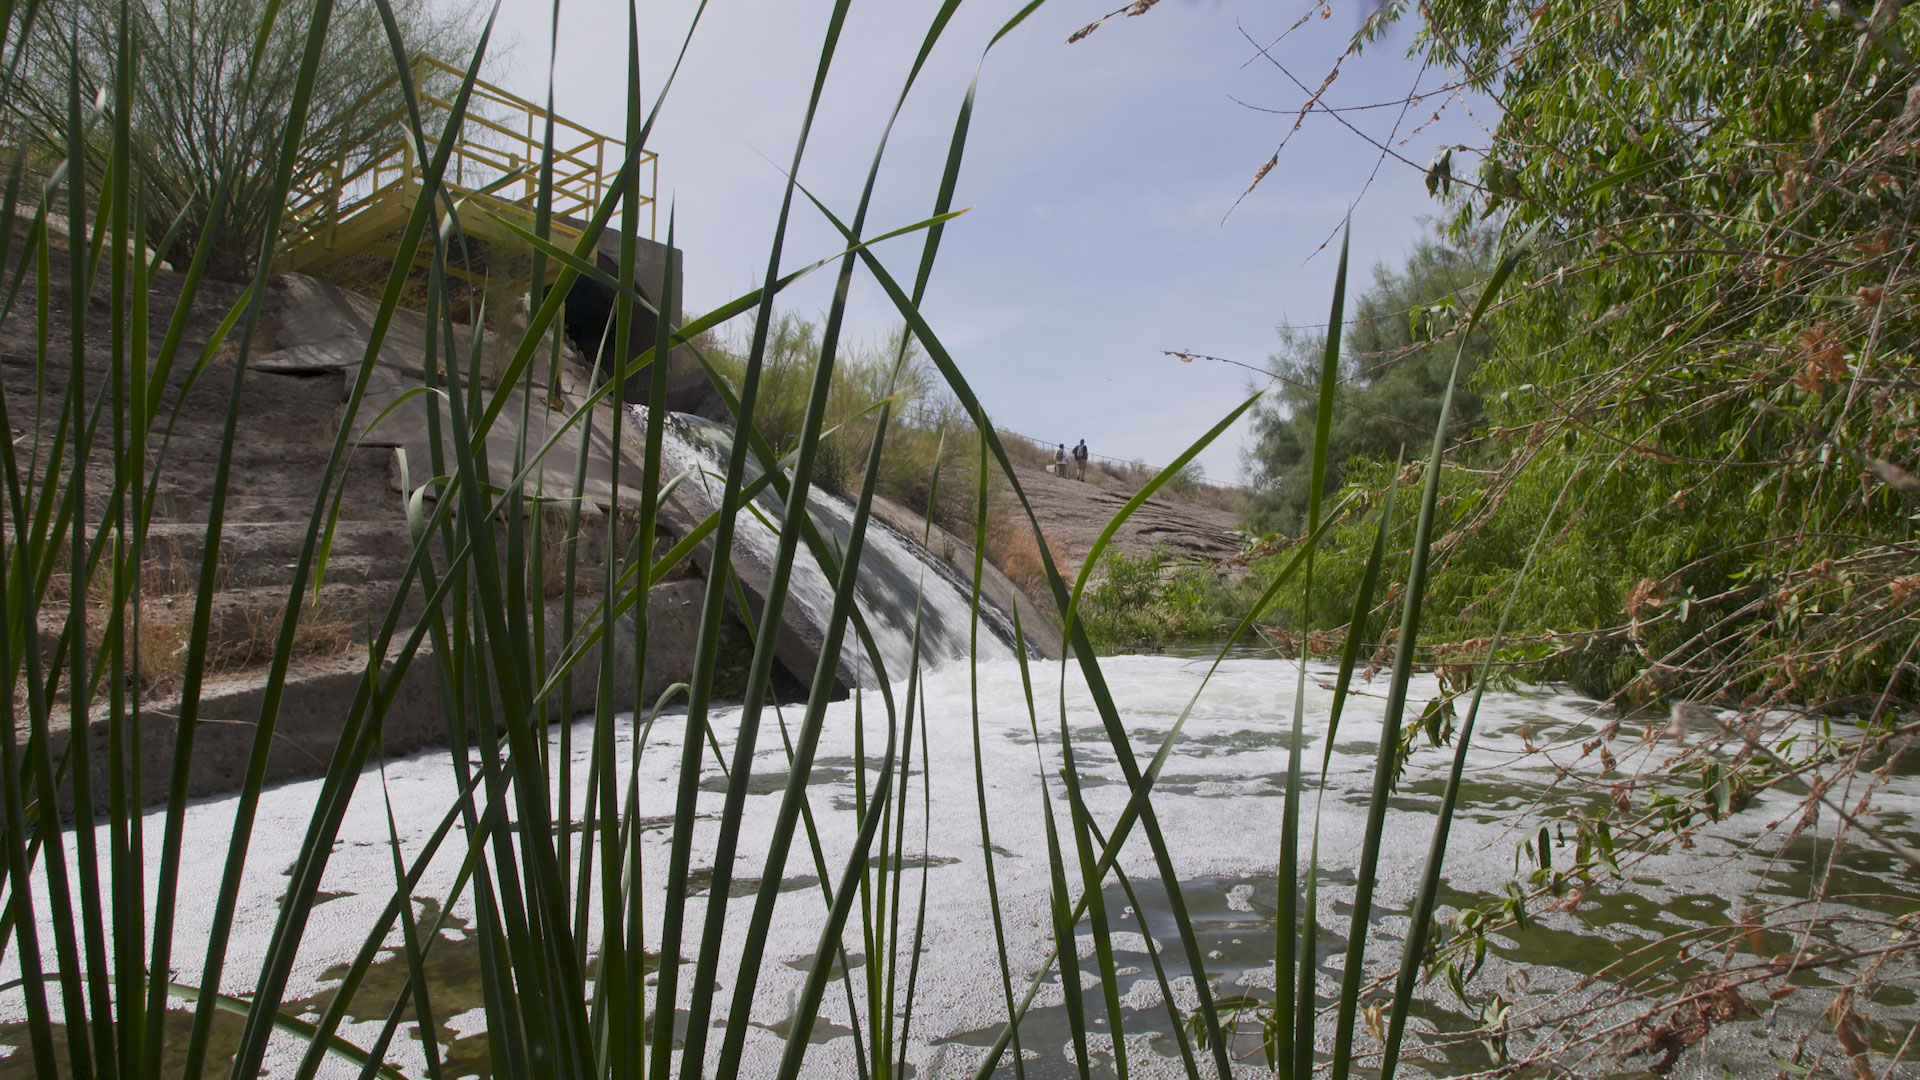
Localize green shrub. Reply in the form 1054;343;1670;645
1080;546;1242;651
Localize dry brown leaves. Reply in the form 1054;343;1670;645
1828;989;1879;1080
1623;979;1752;1076
1623;662;1680;705
1792;324;1849;391
1864;454;1920;495
1624;576;1667;641
1066;0;1163;44
1779;167;1805;210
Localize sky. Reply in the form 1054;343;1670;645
486;0;1492;483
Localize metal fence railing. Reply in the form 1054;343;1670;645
281;54;655;269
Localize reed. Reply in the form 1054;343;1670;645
0;2;1545;1077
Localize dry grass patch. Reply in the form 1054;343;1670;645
983;514;1070;600
41;556;364;702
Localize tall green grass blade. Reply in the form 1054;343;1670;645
1378;473;1565;1079
655;6;853;1074
774;683;901;1080
164;981;411;1080
1277;224;1349;1078
1086;808;1203;1078
724;571;876;1080
1375;243;1532;1079
440;244;589;1080
377;761;445;1080
408;300;538;1077
1294;453;1400;1077
217;24;521;1080
709;309;913;1077
1003;602;1054;1080
1062;717;1129;1079
0;420;59;1080
61;11;121;1072
44;22;104;1074
881;611;929;1077
1328;241;1529;1080
967;436;1031;1080
971;491;1353;1078
289;714;491;1080
678;407;916;1070
895;686;935;1080
102;5;143;1071
111;179;151;1080
580;67;627;1080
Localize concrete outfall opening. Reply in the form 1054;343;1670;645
561;244;723;419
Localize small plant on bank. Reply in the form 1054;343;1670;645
1080;545;1242;651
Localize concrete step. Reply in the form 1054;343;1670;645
33;578;427;679
142;447;400;519
139;520;417;589
41;580;709;808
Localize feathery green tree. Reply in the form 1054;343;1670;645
6;0;474;278
1243;229;1495;534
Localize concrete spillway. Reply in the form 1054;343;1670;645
655;411;1022;686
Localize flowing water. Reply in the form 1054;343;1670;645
657;410;1019;682
5;652;1916;1078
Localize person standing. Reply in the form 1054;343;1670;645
1054;444;1069;477
1072;439;1089;481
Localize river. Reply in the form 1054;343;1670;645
3;653;1916;1078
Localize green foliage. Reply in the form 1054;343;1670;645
1078;545;1241;651
1293;0;1920;706
704;311;984;520
1243;230;1496;533
7;0;475;278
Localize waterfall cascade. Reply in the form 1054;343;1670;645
650;409;1022;685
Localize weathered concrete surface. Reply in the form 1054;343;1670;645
5;253;823;807
271;269;848;699
257;273;655;509
866;495;1064;660
651;454;862;698
47;580;707;803
565;232;720;417
272;270;844;690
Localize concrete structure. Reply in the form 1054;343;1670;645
275;54;713;415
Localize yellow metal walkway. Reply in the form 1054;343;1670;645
277;55;655;307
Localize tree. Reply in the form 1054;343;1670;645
7;0;476;279
1376;0;1920;705
1274;5;1920;1068
1242;230;1496;533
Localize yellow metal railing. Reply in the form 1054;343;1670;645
282;55;655;264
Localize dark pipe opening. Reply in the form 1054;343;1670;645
561;259;660;404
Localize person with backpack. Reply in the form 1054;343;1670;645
1054;444;1069;477
1072;439;1089;480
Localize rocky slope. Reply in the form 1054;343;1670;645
1008;462;1243;580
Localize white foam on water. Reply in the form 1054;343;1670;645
3;656;1913;1078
